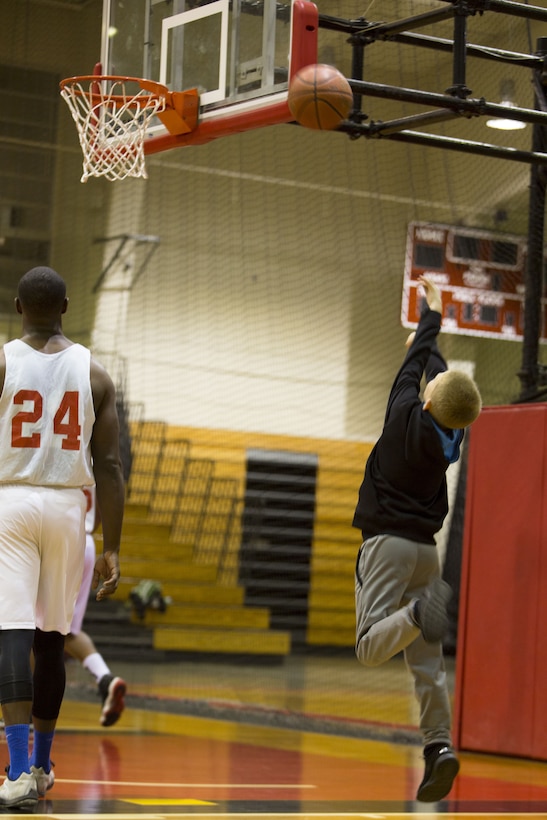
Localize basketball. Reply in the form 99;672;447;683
288;64;353;131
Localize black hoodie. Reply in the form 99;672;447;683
352;307;463;545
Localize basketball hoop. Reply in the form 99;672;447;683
60;75;169;182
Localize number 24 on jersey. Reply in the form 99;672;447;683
11;389;81;451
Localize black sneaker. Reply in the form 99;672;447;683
98;674;127;727
413;579;452;643
416;743;460;802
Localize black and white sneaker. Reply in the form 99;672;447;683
412;579;452;643
98;675;127;727
416;743;460;802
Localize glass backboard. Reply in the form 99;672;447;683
101;0;318;150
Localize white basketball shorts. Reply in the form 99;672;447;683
69;533;96;635
0;485;86;633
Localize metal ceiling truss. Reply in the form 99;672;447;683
319;0;547;401
319;0;547;167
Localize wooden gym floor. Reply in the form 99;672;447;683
1;653;545;819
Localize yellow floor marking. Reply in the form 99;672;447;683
0;812;544;820
123;797;216;805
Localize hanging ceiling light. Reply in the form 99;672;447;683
486;79;527;131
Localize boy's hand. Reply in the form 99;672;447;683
405;331;416;349
418;276;442;314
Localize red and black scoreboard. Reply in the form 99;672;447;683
401;221;547;341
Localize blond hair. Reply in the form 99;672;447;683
429;371;482;429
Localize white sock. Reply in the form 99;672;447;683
82;652;111;684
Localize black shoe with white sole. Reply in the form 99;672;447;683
416;743;460;802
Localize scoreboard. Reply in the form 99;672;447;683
401;221;547;342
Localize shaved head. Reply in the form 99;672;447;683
18;267;67;315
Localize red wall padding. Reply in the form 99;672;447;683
454;403;547;761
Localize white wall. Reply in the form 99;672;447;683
1;0;540;444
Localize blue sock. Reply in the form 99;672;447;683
4;724;30;780
29;729;55;773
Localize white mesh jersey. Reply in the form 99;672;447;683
0;339;95;487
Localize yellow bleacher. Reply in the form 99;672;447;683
109;421;371;657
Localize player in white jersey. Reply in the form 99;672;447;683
65;486;127;727
0;267;125;809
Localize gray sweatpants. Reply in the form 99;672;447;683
354;533;452;747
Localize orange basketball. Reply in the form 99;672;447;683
288;64;353;131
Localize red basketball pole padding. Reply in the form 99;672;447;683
454;403;547;761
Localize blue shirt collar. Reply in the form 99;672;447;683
429;418;464;464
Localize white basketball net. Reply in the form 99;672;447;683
60;77;167;182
